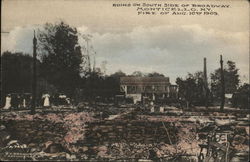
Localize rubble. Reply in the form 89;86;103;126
0;104;249;161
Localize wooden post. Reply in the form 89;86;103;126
31;31;37;114
162;121;173;145
220;55;225;111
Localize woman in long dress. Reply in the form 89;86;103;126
43;94;50;107
3;94;11;109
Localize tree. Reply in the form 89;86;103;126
110;70;126;79
176;71;209;108
211;60;240;99
1;52;33;106
83;71;104;101
1;52;32;91
147;72;165;77
0;51;58;107
176;76;195;108
130;71;146;77
38;21;83;96
108;70;127;94
232;83;250;109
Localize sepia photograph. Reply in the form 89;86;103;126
1;0;249;161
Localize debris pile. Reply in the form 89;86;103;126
84;120;178;145
0;111;95;160
0;105;249;161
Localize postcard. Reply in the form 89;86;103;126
1;0;249;161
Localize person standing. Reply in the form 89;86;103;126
43;94;50;107
3;94;11;110
22;95;27;108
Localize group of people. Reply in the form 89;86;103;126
46;93;71;106
2;93;71;110
3;93;31;110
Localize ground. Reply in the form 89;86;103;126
0;104;249;161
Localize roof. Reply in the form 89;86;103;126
120;77;170;85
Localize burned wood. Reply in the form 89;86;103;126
161;121;173;145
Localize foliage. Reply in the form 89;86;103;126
0;51;58;106
83;71;105;100
80;70;127;102
129;71;165;77
210;61;240;98
38;21;82;96
232;83;250;109
110;70;126;79
147;72;165;77
176;71;208;107
130;71;146;77
108;70;127;93
1;52;33;106
1;52;33;93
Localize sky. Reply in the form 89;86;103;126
1;0;249;84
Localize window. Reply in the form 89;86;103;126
127;86;137;94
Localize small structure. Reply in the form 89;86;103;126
120;77;178;104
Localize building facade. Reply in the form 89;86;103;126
120;77;178;103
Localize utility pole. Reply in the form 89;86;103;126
220;55;225;111
93;52;96;72
31;31;37;114
203;58;209;108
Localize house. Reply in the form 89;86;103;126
120;77;178;104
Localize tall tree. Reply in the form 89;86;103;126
1;52;33;106
232;83;250;109
1;52;33;97
38;22;82;96
0;51;57;107
108;70;127;94
176;71;208;108
211;60;240;99
176;76;196;108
